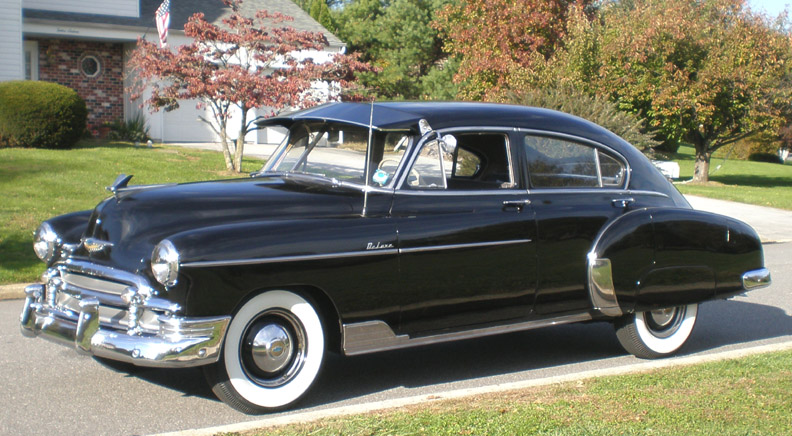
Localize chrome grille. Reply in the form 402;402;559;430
62;272;129;296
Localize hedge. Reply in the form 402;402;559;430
0;81;87;149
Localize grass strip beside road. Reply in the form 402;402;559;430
0;141;262;285
672;145;792;210
250;349;792;436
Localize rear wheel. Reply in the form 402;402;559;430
614;303;698;359
204;290;325;414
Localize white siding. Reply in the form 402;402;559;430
24;0;138;17
0;0;23;81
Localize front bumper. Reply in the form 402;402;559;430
20;280;230;368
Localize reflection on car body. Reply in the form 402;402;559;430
20;102;771;413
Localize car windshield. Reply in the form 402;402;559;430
262;121;412;187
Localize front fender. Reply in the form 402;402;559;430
164;218;399;320
45;210;92;245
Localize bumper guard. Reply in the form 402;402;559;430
20;284;230;368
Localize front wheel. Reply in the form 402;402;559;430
204;290;325;414
614;303;698;359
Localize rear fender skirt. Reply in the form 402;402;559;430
587;208;655;317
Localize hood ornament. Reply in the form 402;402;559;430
82;237;114;254
106;174;133;198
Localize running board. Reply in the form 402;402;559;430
342;313;593;356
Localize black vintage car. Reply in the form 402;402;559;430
21;102;771;413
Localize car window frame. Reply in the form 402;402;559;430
395;127;522;195
518;130;631;192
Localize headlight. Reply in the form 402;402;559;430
33;222;60;264
151;239;180;287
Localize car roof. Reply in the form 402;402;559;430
258;101;687;205
259;102;626;147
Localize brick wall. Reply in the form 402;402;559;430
31;38;124;136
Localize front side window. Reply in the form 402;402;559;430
266;122;410;186
404;132;514;191
524;135;626;189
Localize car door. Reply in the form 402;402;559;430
521;133;636;315
392;129;537;336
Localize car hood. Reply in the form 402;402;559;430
79;176;361;268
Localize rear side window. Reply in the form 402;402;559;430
524;135;626;189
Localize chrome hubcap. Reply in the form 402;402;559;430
644;306;685;338
648;307;676;328
240;309;307;388
251;324;293;373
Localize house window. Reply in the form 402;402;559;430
24;41;39;80
80;55;101;78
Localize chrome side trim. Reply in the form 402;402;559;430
182;239;534;268
586;253;623;317
742;268;771;290
395;189;527;197
400;239;532;254
342;313;592;356
181;248;399;268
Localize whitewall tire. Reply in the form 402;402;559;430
615;303;698;359
204;290;325;414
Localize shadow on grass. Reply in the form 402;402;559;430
0;233;41;282
710;174;792;188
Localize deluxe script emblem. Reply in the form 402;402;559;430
366;241;394;250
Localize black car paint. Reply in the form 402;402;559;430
40;102;763;351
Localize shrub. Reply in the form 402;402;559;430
748;152;784;164
0;81;87;149
506;87;660;152
106;111;150;142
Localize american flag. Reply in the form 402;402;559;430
155;0;171;47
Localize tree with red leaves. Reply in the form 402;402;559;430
128;0;369;172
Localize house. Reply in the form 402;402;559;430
0;0;344;143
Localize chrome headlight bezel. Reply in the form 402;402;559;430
151;239;180;287
33;222;61;264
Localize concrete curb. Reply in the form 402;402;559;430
0;284;27;301
150;341;792;436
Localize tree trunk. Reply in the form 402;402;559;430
219;126;235;172
692;147;711;183
233;135;245;172
232;110;248;173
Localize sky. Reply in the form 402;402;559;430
747;0;790;17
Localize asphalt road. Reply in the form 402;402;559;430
2;242;791;436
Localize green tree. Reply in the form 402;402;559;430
538;0;792;182
334;0;456;99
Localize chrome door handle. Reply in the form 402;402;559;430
611;198;635;209
503;199;531;211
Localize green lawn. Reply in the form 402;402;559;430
672;145;792;210
0;141;263;285
255;350;792;436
